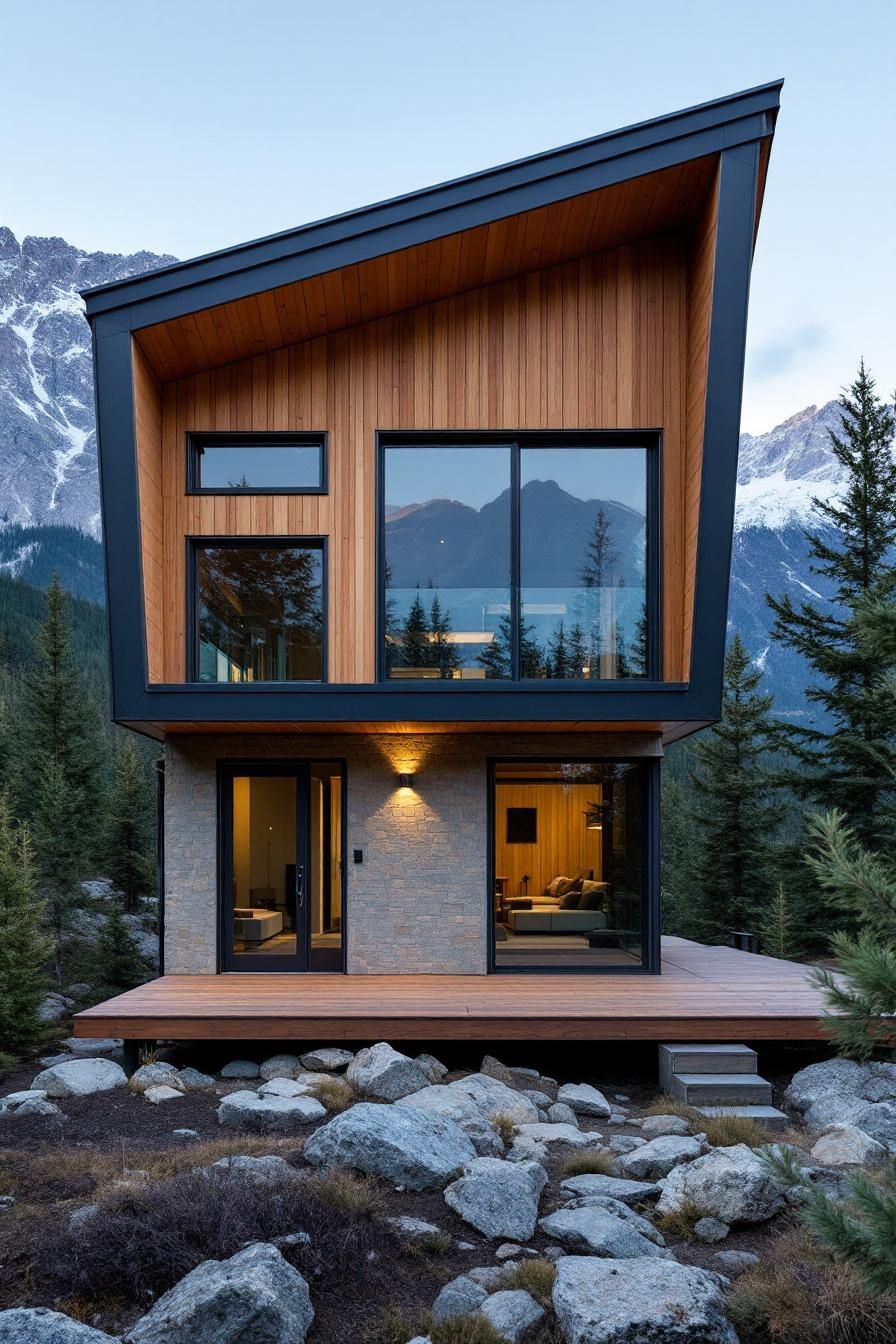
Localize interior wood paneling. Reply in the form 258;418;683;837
142;230;696;686
494;782;602;900
683;164;720;671
135;158;717;383
132;343;164;683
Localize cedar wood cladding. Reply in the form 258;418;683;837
133;216;716;686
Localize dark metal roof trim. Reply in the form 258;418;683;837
82;81;781;323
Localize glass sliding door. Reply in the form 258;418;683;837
220;761;345;972
492;759;649;970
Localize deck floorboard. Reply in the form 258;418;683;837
73;938;832;1042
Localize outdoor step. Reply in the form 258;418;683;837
697;1105;790;1131
670;1072;773;1106
658;1043;757;1091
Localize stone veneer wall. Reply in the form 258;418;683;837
164;732;662;976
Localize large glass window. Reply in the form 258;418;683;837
520;448;647;679
381;437;653;680
189;433;325;492
383;444;511;678
492;759;647;969
194;542;324;682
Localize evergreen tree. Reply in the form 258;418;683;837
0;795;52;1056
687;634;784;938
546;621;570;678
92;898;149;999
477;613;512;679
580;508;619;590
767;364;896;850
16;576;101;974
476;613;543;679
660;763;697;936
429;594;461;679
759;882;803;960
105;739;155;914
397;591;432;673
567;623;589;679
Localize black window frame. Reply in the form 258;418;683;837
187;535;328;684
376;430;661;684
487;755;661;975
186;431;328;495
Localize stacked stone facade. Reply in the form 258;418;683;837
164;732;661;976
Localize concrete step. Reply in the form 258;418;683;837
659;1043;757;1091
697;1104;790;1131
671;1072;773;1106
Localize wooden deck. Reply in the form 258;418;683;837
73;939;831;1043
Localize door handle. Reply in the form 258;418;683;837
295;865;305;909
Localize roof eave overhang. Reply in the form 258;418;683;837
82;80;781;332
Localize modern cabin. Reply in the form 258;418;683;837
76;82;828;1045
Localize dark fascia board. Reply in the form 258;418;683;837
81;81;781;330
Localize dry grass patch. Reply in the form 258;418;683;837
726;1228;896;1344
496;1257;557;1308
699;1113;772;1148
561;1148;617;1178
654;1197;711;1242
642;1094;703;1124
431;1318;507;1344
489;1111;519;1146
366;1305;433;1344
309;1076;356;1113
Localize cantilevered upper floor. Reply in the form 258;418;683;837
83;81;781;740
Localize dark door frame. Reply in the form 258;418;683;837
486;755;661;975
217;759;348;973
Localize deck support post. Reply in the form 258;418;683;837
122;1040;143;1076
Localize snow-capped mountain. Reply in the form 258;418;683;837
0;228;174;538
0;223;879;719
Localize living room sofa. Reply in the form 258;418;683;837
233;908;283;943
507;908;608;933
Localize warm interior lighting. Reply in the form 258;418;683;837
584;800;605;830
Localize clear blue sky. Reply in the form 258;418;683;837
3;0;893;432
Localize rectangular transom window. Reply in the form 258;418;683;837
380;433;658;681
191;540;325;683
188;432;326;493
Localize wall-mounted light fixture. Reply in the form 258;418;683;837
397;772;416;790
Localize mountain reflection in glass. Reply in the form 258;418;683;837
384;446;512;678
197;544;323;682
520;448;647;679
383;442;648;680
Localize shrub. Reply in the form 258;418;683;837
495;1257;557;1307
309;1075;356;1113
36;1164;382;1304
366;1305;432;1344
726;1227;896;1344
561;1148;616;1177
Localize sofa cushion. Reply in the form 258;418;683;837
545;877;568;899
578;885;603;911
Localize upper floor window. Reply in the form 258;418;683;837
380;434;657;681
192;540;325;683
188;432;326;493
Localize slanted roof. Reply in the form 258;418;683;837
82;81;781;382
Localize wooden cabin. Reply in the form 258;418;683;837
76;82;827;1047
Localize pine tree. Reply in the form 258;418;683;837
429;594;461;679
519;617;544;679
767;364;896;851
105;739;155;914
580;508;619;590
16;576;102;976
687;634;785;939
546;621;570;678
478;613;512;679
567;623;589;679
660;763;698;937
759;882;802;960
397;591;432;673
0;795;53;1055
93;899;149;999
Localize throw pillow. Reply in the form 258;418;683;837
578;888;603;911
560;889;582;909
545;877;567;898
555;877;579;898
